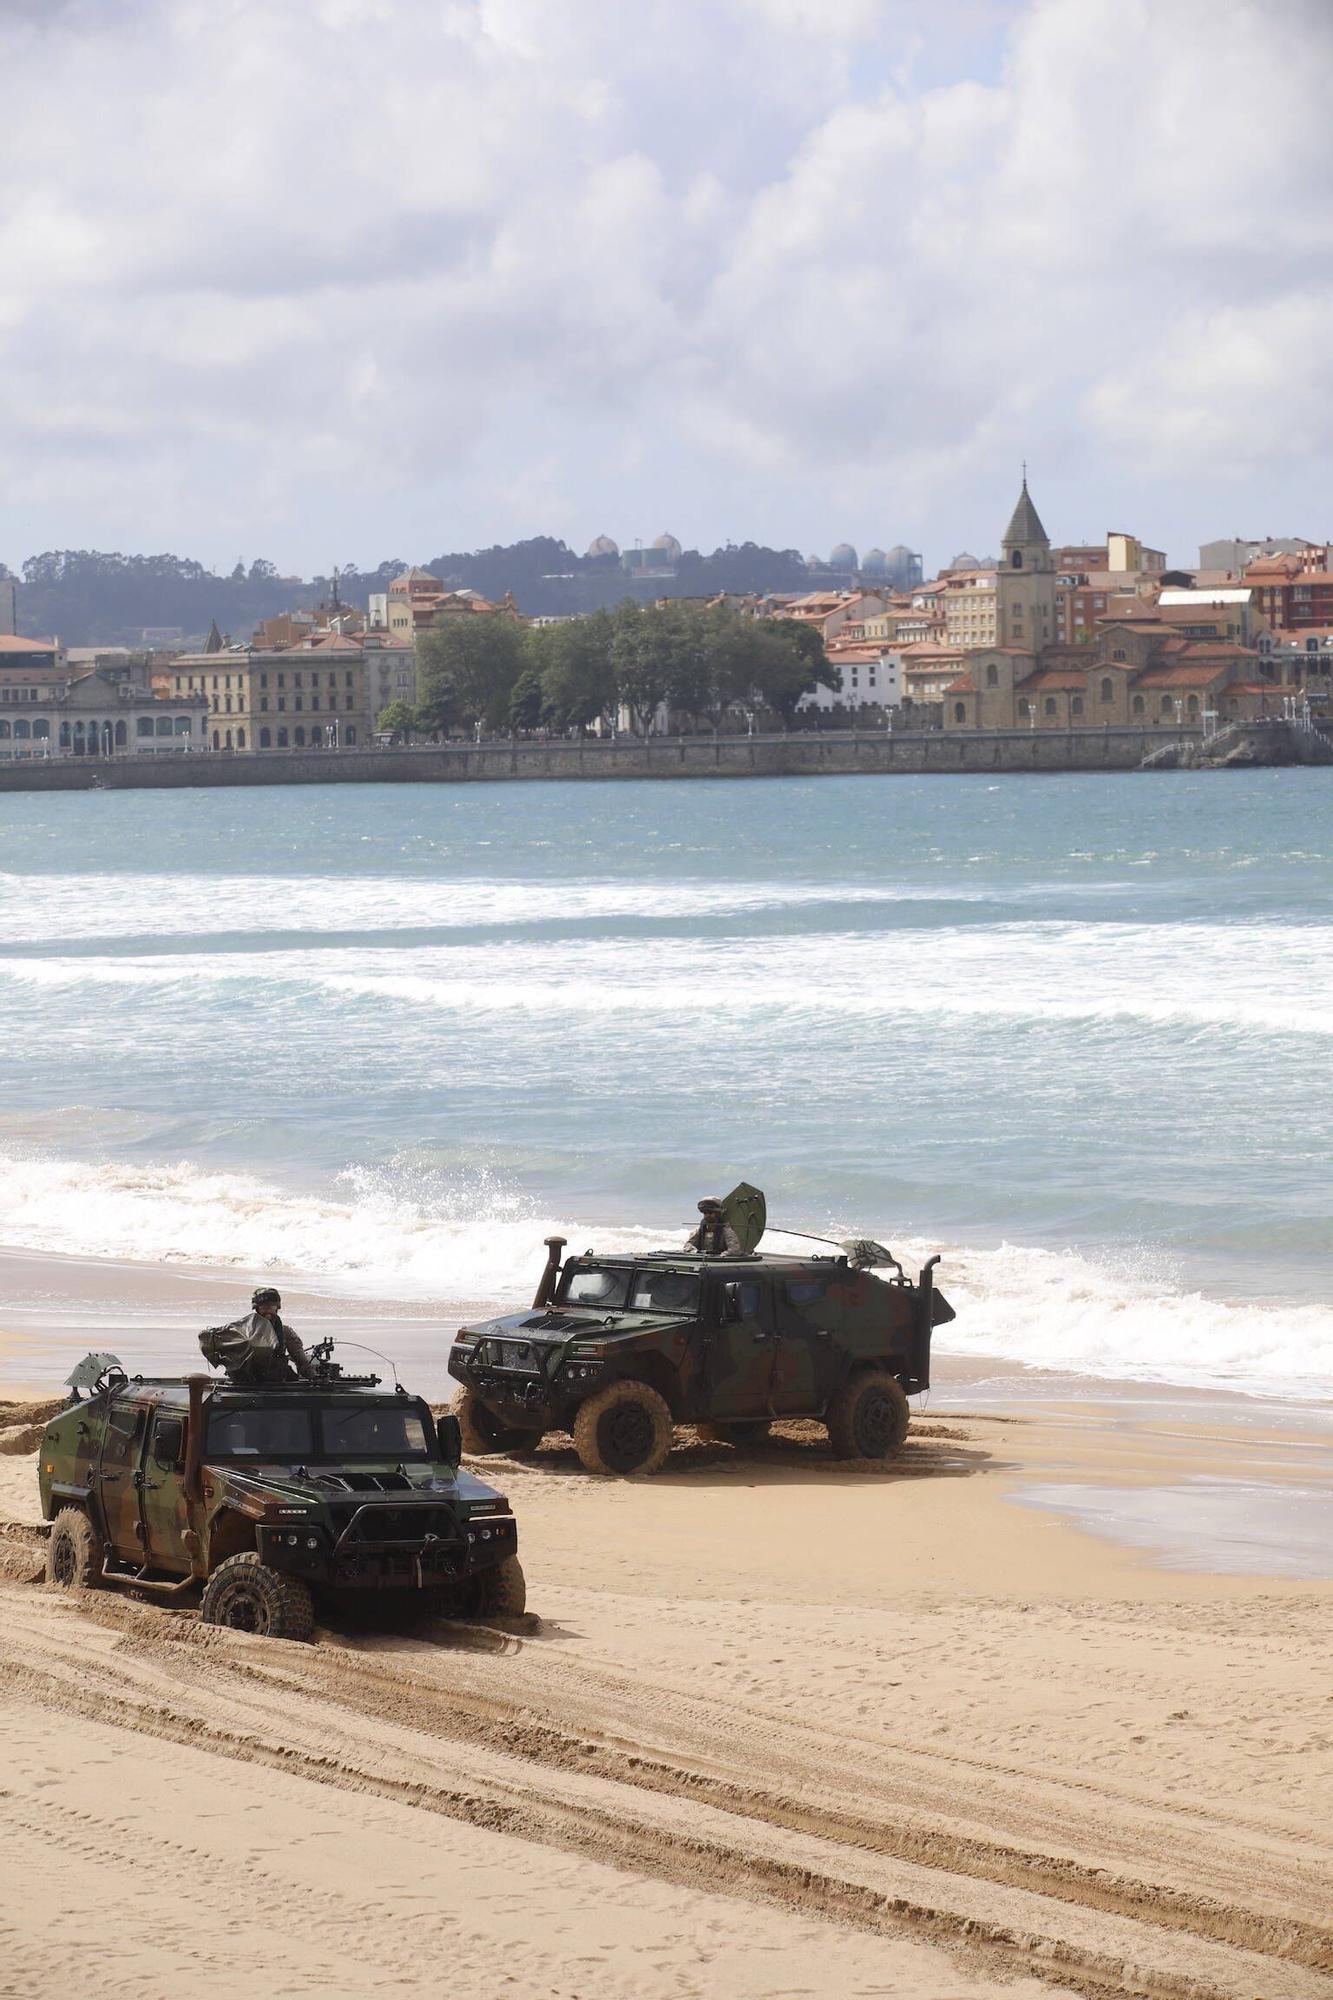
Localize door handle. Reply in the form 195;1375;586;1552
752;1331;774;1342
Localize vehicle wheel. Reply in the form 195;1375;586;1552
574;1381;674;1477
46;1508;101;1591
697;1420;772;1446
458;1555;527;1619
200;1552;314;1641
452;1385;545;1457
826;1370;910;1462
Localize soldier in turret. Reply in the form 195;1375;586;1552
199;1287;313;1384
683;1199;741;1257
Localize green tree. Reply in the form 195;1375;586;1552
748;618;836;723
376;699;417;742
417;615;528;730
508;667;544;732
530;609;617;729
609;601;707;733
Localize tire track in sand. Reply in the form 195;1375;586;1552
0;1585;1328;2000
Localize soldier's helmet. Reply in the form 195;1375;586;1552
252;1286;282;1310
697;1198;722;1214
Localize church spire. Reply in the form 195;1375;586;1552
1003;474;1049;551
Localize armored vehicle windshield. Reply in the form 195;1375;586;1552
205;1396;433;1461
559;1265;701;1316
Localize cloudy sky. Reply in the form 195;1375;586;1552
2;0;1329;575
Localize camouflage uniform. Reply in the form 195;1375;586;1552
200;1311;313;1384
684;1214;741;1256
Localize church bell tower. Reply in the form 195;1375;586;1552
999;474;1056;655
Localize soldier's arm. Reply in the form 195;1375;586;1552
283;1327;314;1380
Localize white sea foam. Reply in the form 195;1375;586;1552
0;869;1030;944
0;1150;1329;1400
2;918;1330;1036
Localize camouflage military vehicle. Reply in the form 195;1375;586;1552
39;1350;524;1639
449;1185;955;1477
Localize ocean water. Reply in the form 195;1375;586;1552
0;770;1330;1400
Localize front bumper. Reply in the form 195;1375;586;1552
256;1512;518;1591
451;1339;602;1426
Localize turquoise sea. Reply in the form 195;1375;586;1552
0;769;1329;1399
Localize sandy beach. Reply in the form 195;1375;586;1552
2;1262;1330;2000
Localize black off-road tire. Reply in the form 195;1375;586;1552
826;1370;911;1462
46;1508;101;1591
200;1553;314;1641
452;1385;545;1457
465;1554;527;1619
574;1381;674;1477
697;1419;772;1446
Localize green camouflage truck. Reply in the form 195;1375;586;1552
449;1190;954;1476
39;1355;524;1639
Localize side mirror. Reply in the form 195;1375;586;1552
435;1413;462;1468
722;1283;743;1324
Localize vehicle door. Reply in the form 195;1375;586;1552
140;1409;192;1574
96;1396;148;1558
771;1276;842;1413
706;1278;776;1418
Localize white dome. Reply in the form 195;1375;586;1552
586;534;619;558
861;547;888;573
650;531;681;557
830;543;858;567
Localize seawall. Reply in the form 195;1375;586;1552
0;726;1214;793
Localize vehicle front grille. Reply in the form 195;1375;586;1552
330;1503;458;1547
486;1338;540;1373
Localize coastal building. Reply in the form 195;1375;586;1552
774;590;889;645
806;641;901;715
0;667;207;760
941;568;998;650
385;568;524;639
942;480;1303;734
1243;554;1333;632
0;633;65;673
1199;535;1324;573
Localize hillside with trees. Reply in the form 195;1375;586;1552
1;539;818;645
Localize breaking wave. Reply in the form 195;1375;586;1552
1;917;1330;1037
0;1149;1329;1401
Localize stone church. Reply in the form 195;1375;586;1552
942;480;1282;733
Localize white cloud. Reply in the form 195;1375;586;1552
1;0;1331;569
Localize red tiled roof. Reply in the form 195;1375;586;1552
1133;664;1232;689
0;634;58;654
1016;667;1087;692
945;674;976;694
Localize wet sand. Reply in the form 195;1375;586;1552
2;1245;1332;1997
